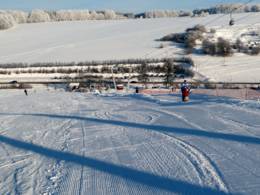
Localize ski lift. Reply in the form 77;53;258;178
229;19;235;26
229;13;235;26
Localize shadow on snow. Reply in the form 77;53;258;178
129;93;242;107
1;110;259;194
0;134;229;195
1;112;259;145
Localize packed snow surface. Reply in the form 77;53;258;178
0;88;259;194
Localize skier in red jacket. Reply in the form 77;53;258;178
181;80;190;102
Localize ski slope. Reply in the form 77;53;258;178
0;88;259;194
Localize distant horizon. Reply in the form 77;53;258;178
0;0;259;13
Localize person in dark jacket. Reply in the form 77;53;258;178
24;89;28;96
135;87;139;94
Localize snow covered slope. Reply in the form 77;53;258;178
0;89;259;194
0;13;259;81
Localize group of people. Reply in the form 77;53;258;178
22;80;190;101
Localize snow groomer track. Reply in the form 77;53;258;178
0;89;259;194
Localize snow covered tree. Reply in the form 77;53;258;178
103;10;117;20
55;10;91;21
7;10;28;23
55;10;72;21
0;12;16;30
27;10;50;23
89;11;105;20
251;5;260;12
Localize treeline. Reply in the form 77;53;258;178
193;3;260;15
133;4;260;18
0;63;193;77
0;57;194;69
0;9;122;30
1;4;259;30
0;59;194;82
0;9;194;30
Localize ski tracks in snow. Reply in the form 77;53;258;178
2;91;260;194
139;106;229;193
83;95;229;193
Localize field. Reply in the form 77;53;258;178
0;13;259;82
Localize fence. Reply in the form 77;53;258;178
0;81;259;100
140;88;260;100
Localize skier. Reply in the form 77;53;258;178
135;87;139;94
24;89;28;96
181;80;190;102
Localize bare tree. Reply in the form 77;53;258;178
217;38;233;56
138;62;149;87
163;60;175;87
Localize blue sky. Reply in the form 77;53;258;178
0;0;259;12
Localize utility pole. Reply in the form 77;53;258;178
111;65;117;90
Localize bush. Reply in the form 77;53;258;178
202;38;233;56
159;25;206;54
27;10;51;23
7;10;28;23
0;13;16;30
175;65;194;77
178;11;193;17
185;30;204;53
185;35;196;53
186;24;206;33
217;38;233;56
251;46;260;55
202;39;217;55
144;10;178;18
55;10;91;21
165;10;178;17
234;39;244;52
158;33;186;43
210;28;216;33
103;10;117;19
251;5;260;12
89;11;105;20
